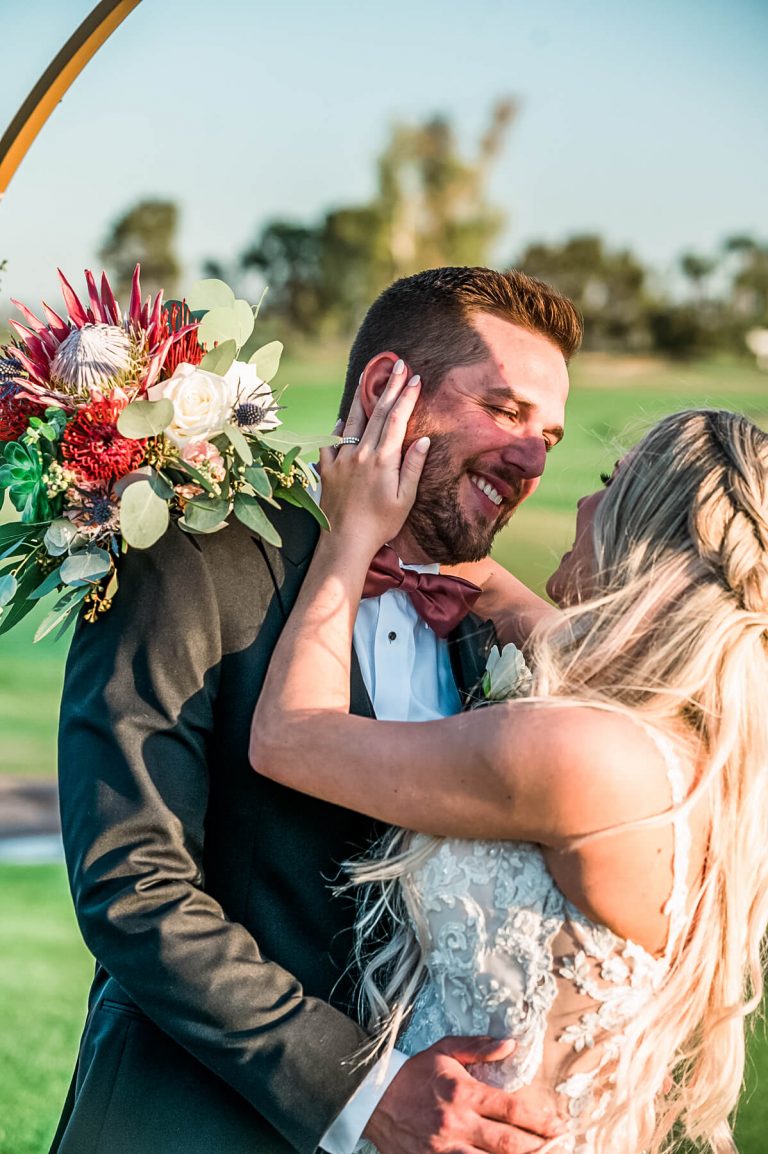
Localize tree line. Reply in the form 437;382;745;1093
97;102;767;360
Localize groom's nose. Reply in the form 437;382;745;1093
498;434;548;480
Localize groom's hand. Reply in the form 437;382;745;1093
363;1036;566;1154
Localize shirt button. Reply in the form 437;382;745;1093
388;631;397;642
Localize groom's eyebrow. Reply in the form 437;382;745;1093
484;385;565;444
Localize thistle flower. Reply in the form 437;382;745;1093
61;399;146;484
5;267;195;411
64;484;120;540
225;362;282;432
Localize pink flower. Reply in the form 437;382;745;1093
174;482;205;502
181;440;226;482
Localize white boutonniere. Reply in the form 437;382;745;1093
481;643;533;702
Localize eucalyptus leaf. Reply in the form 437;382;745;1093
278;483;330;532
30;566;65;600
104;569;119;603
232;299;255;349
60;547;112;586
197;308;238;351
262;429;334;453
233;494;282;547
183;497;231;533
248;340;283;383
119;479;170;549
252;285;269;320
200;339;237;376
0;573;18;607
34;587;89;643
185;279;236;313
44;518;79;557
113;466;174;501
244;464;273;499
0;561;43;637
222;423;253;466
117;398;175;440
0;521;42;548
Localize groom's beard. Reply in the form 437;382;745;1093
404;432;524;564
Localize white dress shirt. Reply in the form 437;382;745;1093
320;562;463;1154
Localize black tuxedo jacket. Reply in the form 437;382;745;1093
50;504;495;1154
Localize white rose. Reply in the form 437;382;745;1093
149;362;237;447
482;643;533;701
224;361;281;432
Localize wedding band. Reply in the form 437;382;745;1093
338;436;361;445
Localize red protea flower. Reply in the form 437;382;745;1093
5;267;197;411
61;399;146;483
158;301;205;379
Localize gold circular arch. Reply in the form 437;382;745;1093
0;0;142;199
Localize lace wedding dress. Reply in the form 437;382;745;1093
359;728;689;1153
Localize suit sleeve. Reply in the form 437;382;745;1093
57;525;369;1154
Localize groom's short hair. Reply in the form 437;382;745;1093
339;266;582;419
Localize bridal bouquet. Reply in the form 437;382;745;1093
0;268;327;641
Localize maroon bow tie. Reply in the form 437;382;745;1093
362;545;482;638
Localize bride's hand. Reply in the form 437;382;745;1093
317;363;430;558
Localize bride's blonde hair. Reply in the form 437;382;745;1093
350;408;768;1153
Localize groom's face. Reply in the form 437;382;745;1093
404;313;570;563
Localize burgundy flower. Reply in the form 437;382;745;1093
61;399;145;483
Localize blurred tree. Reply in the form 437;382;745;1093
679;251;716;303
724;235;768;323
238;100;517;337
517;234;649;350
99;199;181;299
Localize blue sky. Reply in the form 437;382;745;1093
1;0;766;307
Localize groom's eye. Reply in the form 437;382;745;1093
490;406;519;422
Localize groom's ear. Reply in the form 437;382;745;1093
359;352;412;418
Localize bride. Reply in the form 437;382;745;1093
249;369;768;1153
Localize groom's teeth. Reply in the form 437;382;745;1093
470;474;503;506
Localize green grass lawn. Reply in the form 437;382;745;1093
0;866;92;1154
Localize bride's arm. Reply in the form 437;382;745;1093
250;374;670;847
443;557;559;649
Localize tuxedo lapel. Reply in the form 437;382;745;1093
257;503;375;720
447;614;498;709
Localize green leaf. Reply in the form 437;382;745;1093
117;398;175;440
252;285;268;320
248;340;283;383
119;478;170;549
183;497;231;533
33;587;89;643
274;483;330;531
231;300;255;349
233;493;282;547
0;573;17;607
30;565;64;600
174;459;216;495
282;446;301;473
113;466;173;501
244;464;273;500
0;560;42;637
0;521;42;548
261;429;333;453
199;339;237;376
44;518;80;557
185;279;236;312
104;568;119;603
60;547;112;586
222;422;253;465
197;308;235;351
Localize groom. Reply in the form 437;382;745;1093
51;267;580;1154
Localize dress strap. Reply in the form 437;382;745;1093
631;722;691;961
